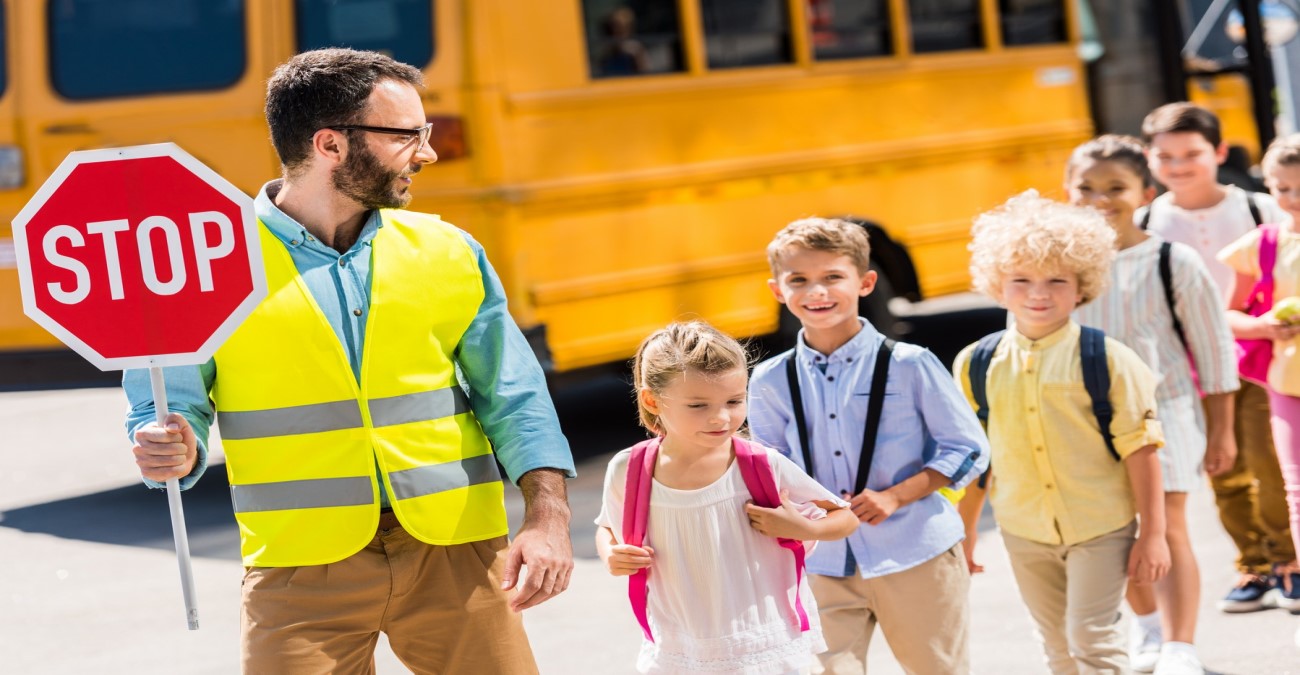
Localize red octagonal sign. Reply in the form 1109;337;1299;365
12;144;265;370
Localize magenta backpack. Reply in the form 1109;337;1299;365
621;435;810;643
1236;223;1280;386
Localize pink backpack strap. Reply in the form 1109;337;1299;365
732;437;811;634
1257;223;1280;308
622;438;660;642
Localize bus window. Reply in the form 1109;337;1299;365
582;1;685;78
49;0;245;100
1000;0;1067;46
296;0;434;69
909;0;983;53
701;0;793;69
808;0;892;61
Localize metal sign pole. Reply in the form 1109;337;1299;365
150;366;200;630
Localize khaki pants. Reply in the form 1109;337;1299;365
1209;382;1296;572
241;513;537;675
1002;522;1135;675
809;545;970;675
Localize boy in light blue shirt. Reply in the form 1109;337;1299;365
748;217;988;674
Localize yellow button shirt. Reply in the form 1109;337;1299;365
1218;226;1300;396
953;322;1164;546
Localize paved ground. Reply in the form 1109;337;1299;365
2;387;1299;674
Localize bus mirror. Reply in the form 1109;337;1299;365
0;146;23;189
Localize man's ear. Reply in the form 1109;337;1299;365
313;129;348;166
859;269;878;297
768;279;786;304
639;387;660;416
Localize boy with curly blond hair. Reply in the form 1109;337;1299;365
952;192;1171;673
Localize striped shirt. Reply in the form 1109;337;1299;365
1074;235;1239;401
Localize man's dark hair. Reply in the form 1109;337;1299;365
1141;102;1222;148
265;48;424;172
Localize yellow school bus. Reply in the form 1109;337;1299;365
0;0;1089;376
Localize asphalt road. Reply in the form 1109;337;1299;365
2;375;1298;674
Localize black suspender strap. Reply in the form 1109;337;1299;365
785;354;814;473
786;338;895;494
1158;241;1190;352
855;339;893;495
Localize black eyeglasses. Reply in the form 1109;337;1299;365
326;122;433;148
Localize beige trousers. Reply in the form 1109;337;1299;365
809;545;971;675
1002;522;1136;675
241;513;537;675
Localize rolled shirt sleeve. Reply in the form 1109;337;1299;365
1105;336;1166;459
455;233;575;484
909;349;990;488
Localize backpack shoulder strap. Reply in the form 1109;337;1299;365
1079;327;1120;461
731;437;811;634
1247;191;1263;226
1138;206;1151;231
856;338;894;495
784;352;814;473
1158;242;1190;352
622;438;660;643
969;330;1005;426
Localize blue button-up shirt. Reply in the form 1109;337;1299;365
124;181;575;499
748;320;988;578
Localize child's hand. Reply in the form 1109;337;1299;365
962;533;984;575
745;490;814;540
604;544;654;577
1257;316;1300;341
847;488;901;525
1203;433;1238;477
1127;534;1171;584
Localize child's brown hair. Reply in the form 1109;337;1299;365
632;321;750;435
767;217;871;276
1068;134;1154;188
1262;133;1300;179
1141;102;1222;148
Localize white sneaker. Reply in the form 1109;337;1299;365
1153;645;1204;675
1129;620;1161;673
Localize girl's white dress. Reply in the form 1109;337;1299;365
596;444;849;675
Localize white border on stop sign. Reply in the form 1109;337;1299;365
10;142;267;371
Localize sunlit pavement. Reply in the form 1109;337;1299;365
2;387;1297;674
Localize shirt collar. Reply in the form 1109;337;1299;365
795;318;879;366
254;179;383;253
1010;320;1078;351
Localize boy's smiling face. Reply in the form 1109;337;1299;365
769;246;876;351
1000;266;1082;340
1147;131;1227;195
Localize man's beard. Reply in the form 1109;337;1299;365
332;140;415;209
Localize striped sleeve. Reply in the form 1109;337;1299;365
1172;242;1240;395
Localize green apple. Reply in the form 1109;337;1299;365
1272;296;1300;324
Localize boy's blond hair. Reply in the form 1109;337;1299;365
767;217;871;275
968;191;1116;305
632;321;750;435
1262;133;1300;179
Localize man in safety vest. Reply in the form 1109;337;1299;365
123;48;575;673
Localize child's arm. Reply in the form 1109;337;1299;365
595;525;654;577
1201;393;1237;476
956;478;987;574
745;492;859;541
1225;270;1300;340
848;468;951;525
1123;445;1170;584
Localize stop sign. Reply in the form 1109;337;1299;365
12;143;265;370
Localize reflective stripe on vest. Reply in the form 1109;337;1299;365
212;210;507;567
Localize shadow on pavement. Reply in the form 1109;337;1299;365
0;469;242;560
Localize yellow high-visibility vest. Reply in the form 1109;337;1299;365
212;210;505;567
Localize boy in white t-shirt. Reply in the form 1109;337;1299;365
1140;102;1295;672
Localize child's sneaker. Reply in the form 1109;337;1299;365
1153;642;1204;675
1274;571;1300;613
1216;573;1276;612
1129;617;1162;673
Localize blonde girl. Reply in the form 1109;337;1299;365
1066;135;1238;673
595;321;857;675
1219;134;1300;634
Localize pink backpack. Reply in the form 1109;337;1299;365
620;435;810;643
